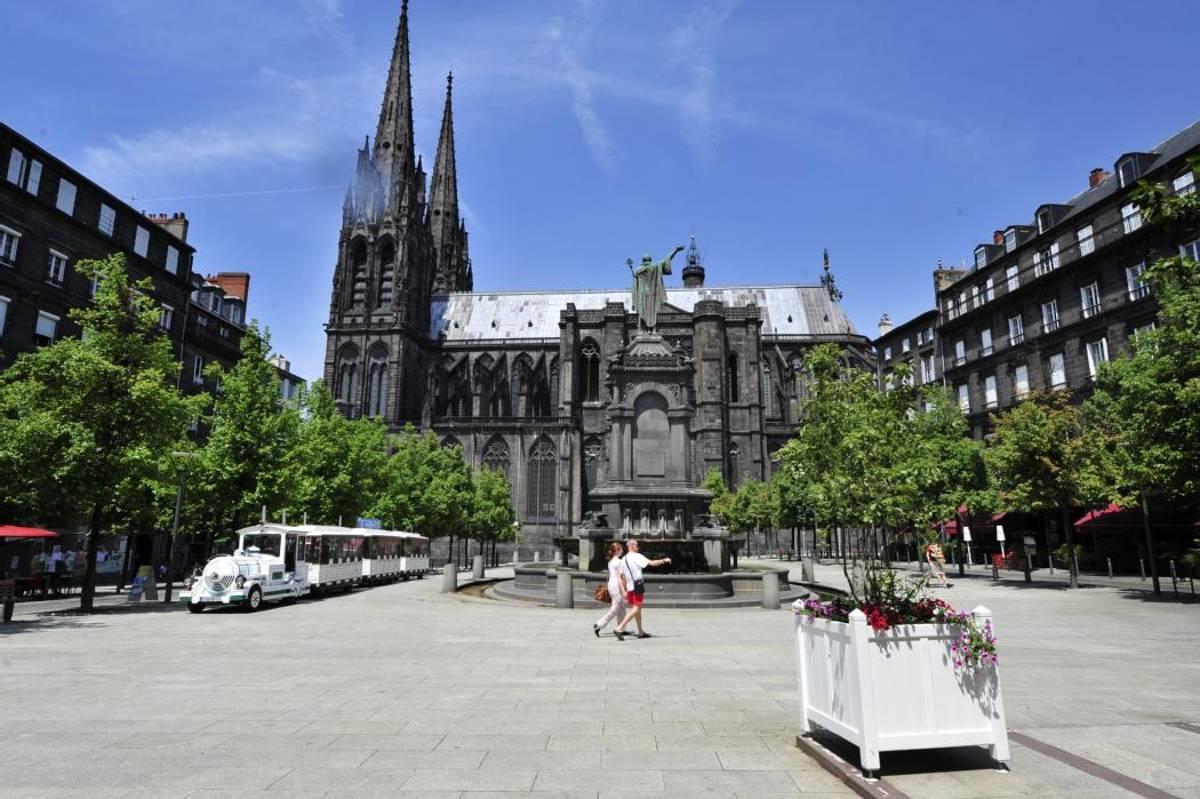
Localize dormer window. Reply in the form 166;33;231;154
1004;229;1017;253
1117;157;1140;188
974;246;988;269
1036;208;1054;235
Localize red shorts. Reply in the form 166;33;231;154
626;591;644;607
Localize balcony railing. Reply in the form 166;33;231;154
1009;332;1025;346
980;345;994;357
1044;318;1061;333
1081;302;1101;319
1128;284;1150;301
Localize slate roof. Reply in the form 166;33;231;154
429;285;858;342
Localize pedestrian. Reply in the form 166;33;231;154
593;541;627;638
925;541;950;588
613;539;671;641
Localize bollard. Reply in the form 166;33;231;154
1170;560;1179;600
441;565;457;594
1047;554;1054;575
554;570;574;609
992;564;999;582
472;554;484;580
802;556;816;583
762;571;780;610
1139;559;1146;581
2;598;13;624
512;548;520;565
1107;558;1114;579
534;551;540;563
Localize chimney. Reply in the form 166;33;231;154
993;230;1005;246
208;272;251;304
1089;168;1109;189
146;211;189;242
270;354;291;373
878;313;893;336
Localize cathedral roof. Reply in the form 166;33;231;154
430;285;859;342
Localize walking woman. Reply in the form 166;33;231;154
593;541;628;637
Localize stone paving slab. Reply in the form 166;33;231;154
2;559;1197;797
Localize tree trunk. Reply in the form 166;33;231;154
79;502;104;613
447;535;454;567
1060;503;1078;589
1140;491;1161;596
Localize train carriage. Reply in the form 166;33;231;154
299;525;365;591
362;529;431;583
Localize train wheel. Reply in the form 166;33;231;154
245;586;263;612
187;603;204;614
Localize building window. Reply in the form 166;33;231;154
99;204;116;237
1077;224;1094;257
1048;352;1067;389
0;225;20;265
159;304;173;332
1037;209;1052;234
983;278;994;303
366;359;388;418
580;340;600;403
980;328;993;357
1008;314;1024;345
1174;171;1196;196
192;355;206;386
1041;300;1060;333
0;295;9;338
953;339;965;366
6;149;41;195
957;384;969;413
1034;243;1060;277
1086;337;1109;381
1117;158;1139;188
1180;239;1200;262
165;245;179;275
1126;262;1148;301
482;438;511;477
984;375;998;409
920;354;934;384
1004;229;1017;253
56;179;76;215
46;249;68;285
944;298;956;321
134;226;150;257
1014;364;1029;399
901;337;910;354
974;246;988;269
1121;202;1142;235
1080;282;1101;319
883;346;892;361
728;353;739;402
1006;265;1019;293
35;311;59;346
971;285;981;309
526;438;558;522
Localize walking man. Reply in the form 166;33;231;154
614;539;671;641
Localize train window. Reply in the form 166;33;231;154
285;535;297;571
242;534;281;557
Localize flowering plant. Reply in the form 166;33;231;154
795;579;998;671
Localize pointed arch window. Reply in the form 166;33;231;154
349;239;368;309
580;341;600;403
482;438;511;477
526;438;558;522
366;349;388;418
376;239;396;309
336;349;360;413
727;353;739;402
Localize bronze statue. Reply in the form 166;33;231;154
628;246;685;332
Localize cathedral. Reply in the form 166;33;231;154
323;2;871;545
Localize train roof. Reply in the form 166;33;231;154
235;523;426;540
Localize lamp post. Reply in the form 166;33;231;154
163;451;198;604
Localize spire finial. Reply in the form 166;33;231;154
447;71;453;95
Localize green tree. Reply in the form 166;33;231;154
1079;168;1200;594
0;254;196;611
282;380;389;526
189;324;299;550
702;467;732;524
470;467;517;566
985;392;1087;588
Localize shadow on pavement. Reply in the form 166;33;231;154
0;617;103;636
809;729;1000;777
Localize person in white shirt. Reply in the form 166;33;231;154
613;539;671;640
593;542;627;638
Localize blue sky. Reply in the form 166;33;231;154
7;1;1199;381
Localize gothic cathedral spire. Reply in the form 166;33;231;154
429;72;471;292
374;0;417;200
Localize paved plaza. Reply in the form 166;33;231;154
2;564;1199;798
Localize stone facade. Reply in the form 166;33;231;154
323;3;871;545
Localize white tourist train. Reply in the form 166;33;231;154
180;523;430;613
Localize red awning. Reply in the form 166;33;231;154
942;519;960;536
0;525;60;539
1074;503;1135;527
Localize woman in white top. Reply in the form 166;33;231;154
593;541;628;637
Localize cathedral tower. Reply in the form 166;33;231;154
323;0;444;426
428;73;472;292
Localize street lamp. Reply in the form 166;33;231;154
163;451;198;604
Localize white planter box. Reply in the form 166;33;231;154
794;603;1010;773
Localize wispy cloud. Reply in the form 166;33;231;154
667;0;741;161
541;0;615;174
